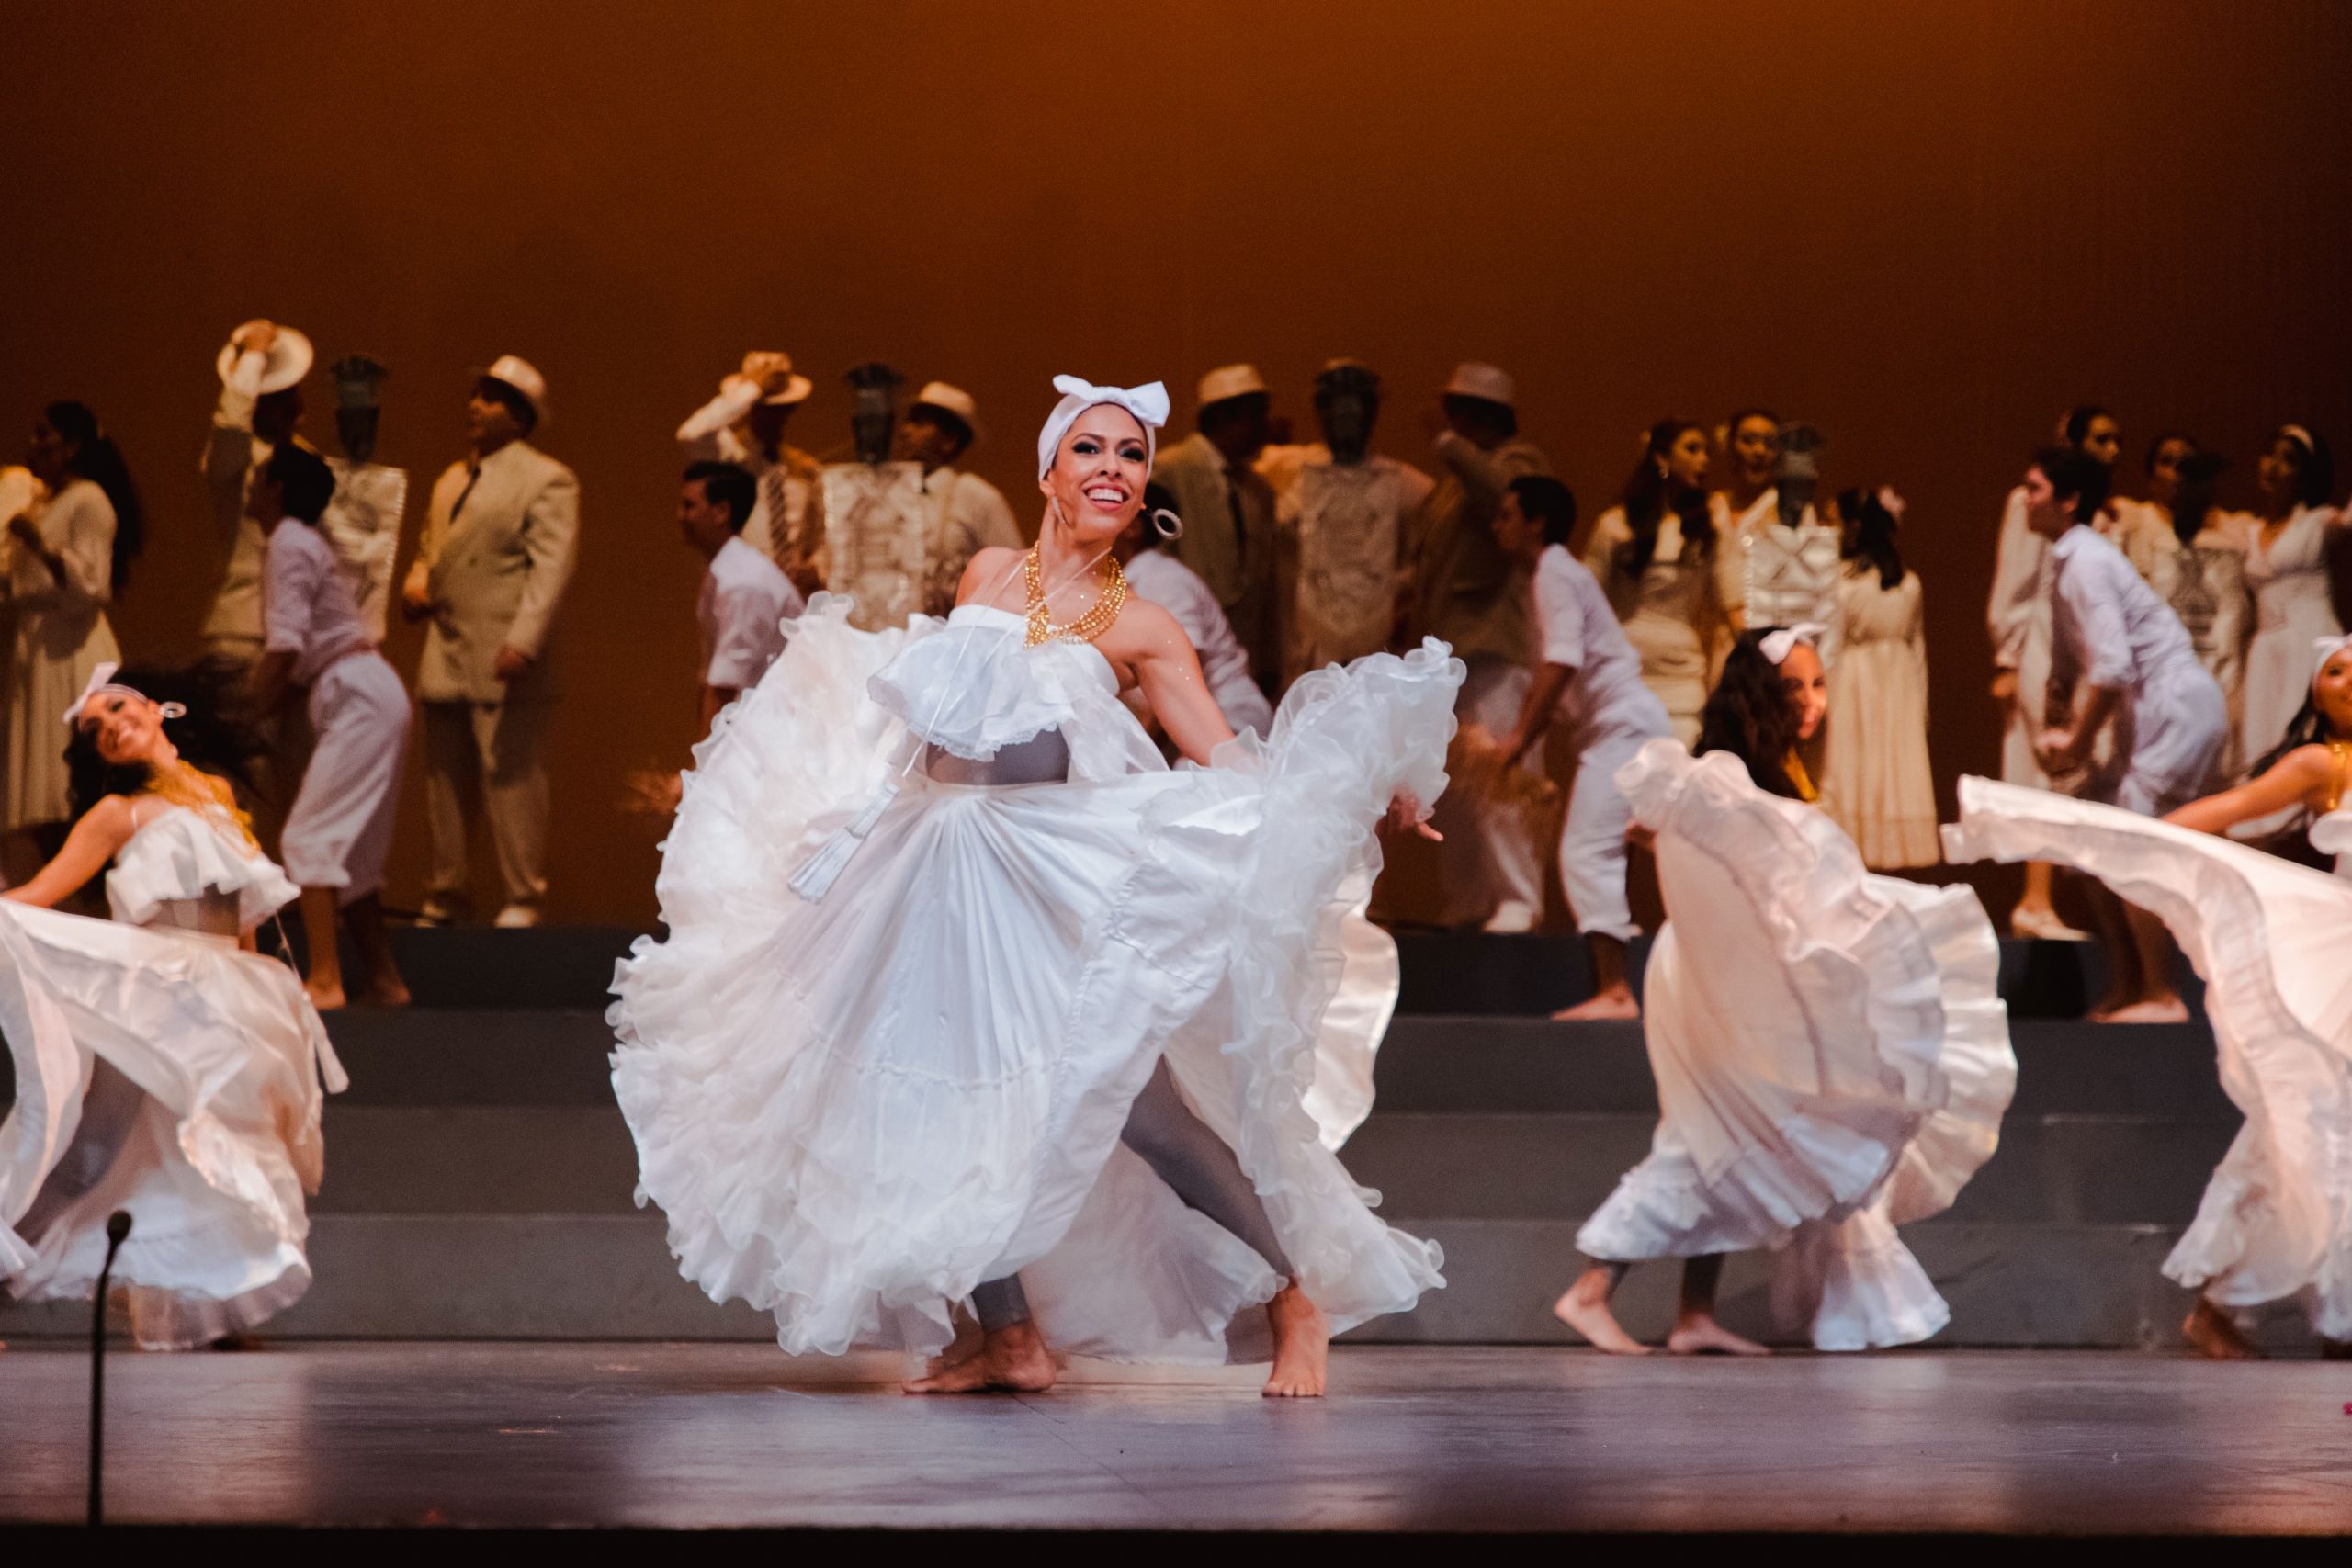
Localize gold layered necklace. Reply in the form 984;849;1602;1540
1023;546;1127;648
143;758;258;848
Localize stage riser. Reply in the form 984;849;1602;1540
1;1214;2290;1350
287;926;2147;1020
296;1105;2233;1228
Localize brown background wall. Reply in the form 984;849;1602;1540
6;0;2348;922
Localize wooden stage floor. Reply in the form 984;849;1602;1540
3;1342;2347;1534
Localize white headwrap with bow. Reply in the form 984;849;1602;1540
1759;623;1826;667
1035;375;1170;480
62;661;183;728
2312;634;2352;682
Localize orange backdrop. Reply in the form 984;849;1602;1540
6;0;2349;921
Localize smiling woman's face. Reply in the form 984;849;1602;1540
77;689;165;766
1040;403;1149;545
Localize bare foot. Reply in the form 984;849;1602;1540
1667;1314;1770;1357
1553;987;1639;1022
304;981;347;1012
2099;997;2190;1025
904;1322;1057;1394
2181;1299;2262;1360
1263;1280;1329;1397
363;979;413;1009
1553;1269;1649;1354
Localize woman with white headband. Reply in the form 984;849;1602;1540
0;662;341;1348
1946;633;2352;1359
613;375;1460;1397
2239;424;2345;773
1555;626;2013;1356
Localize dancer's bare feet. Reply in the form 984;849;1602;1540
361;978;413;1009
304;980;347;1012
903;1321;1057;1394
2181;1298;2262;1360
2096;996;2190;1025
1554;1268;1648;1354
1554;987;1639;1022
1667;1314;1770;1356
1263;1280;1329;1397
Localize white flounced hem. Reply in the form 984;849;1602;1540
0;902;338;1348
1576;740;2015;1350
1944;775;2352;1339
610;595;1460;1363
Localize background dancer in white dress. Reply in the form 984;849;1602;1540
1947;636;2352;1359
0;664;340;1348
1121;483;1273;738
2238;425;2344;770
611;376;1458;1399
1822;487;1939;869
2025;446;2229;1022
1583;421;1729;747
1554;627;2013;1355
248;445;413;1010
1489;476;1670;1021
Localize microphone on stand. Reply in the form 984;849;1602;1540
89;1209;131;1529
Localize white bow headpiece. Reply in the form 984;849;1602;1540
2312;634;2352;682
62;661;184;728
1759;623;1826;667
1035;375;1170;479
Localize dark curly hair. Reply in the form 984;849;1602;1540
1695;629;1805;799
64;661;264;825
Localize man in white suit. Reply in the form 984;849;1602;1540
401;355;579;928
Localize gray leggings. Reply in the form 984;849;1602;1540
12;1058;144;1249
972;1057;1294;1330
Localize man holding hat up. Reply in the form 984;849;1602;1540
401;355;579;929
677;352;824;593
893;381;1022;615
201;319;316;668
1412;361;1553;932
1153;364;1279;690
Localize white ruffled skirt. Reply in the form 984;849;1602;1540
1945;776;2352;1338
610;610;1460;1361
0;904;340;1348
1577;742;2016;1349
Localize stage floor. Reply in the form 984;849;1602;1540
3;1342;2347;1533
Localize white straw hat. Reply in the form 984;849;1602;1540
1196;363;1269;406
477;355;549;422
1442;362;1516;408
215;324;314;395
912;380;981;441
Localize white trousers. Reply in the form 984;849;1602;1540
281;652;410;904
1557;728;1654;941
1431;654;1544;926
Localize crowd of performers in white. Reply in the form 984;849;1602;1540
0;332;2347;1385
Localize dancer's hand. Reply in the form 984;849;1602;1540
1989;670;2018;706
2033;725;2083;774
493;645;536;682
621;767;684;818
1625;823;1657;852
1383;792;1441;841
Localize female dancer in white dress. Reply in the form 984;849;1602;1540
1583;421;1730;746
1554;627;2013;1354
2239;425;2345;768
3;402;138;881
1946;635;2352;1359
611;376;1459;1397
1;665;341;1348
1822;487;1939;869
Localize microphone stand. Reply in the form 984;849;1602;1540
89;1209;131;1528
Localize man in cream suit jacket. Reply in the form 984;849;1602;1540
401;355;579;928
1153;364;1279;691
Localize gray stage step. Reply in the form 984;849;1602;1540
2;1005;2278;1350
299;924;2147;1019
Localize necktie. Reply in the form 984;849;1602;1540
1226;471;1248;558
760;464;792;564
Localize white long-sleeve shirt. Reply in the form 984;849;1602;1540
698;536;801;691
1532;544;1672;747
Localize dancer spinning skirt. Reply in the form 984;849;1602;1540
1945;634;2352;1358
612;376;1459;1396
1;664;343;1348
1557;627;2014;1354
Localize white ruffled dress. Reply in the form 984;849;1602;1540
610;595;1460;1362
1947;776;2352;1339
1577;741;2016;1349
1;803;342;1348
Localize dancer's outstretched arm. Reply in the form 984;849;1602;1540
3;795;136;908
2165;745;2333;836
